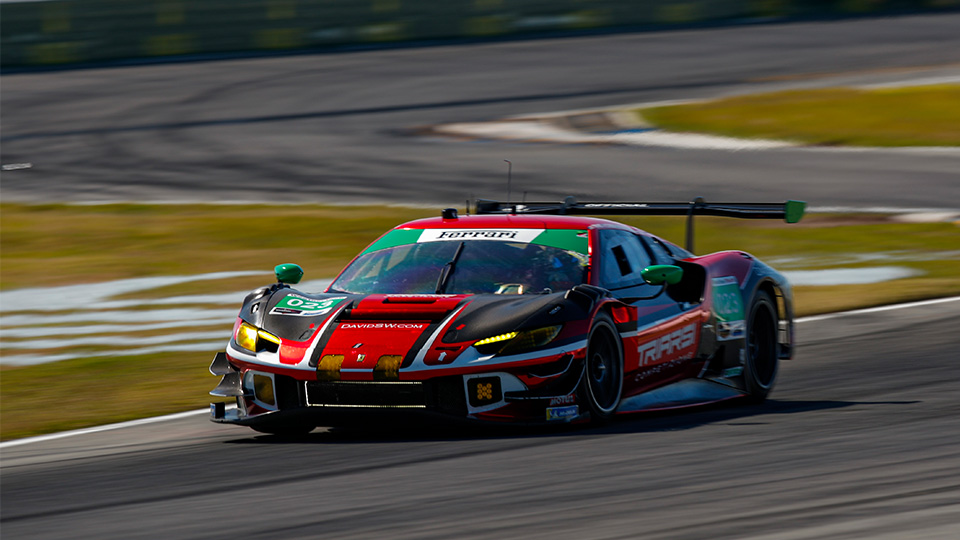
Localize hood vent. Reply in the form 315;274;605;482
341;294;465;322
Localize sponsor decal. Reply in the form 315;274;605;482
270;295;346;317
717;320;746;341
549;394;576;406
418;229;543;243
721;366;744;378
546;405;579;421
583;203;649;209
385;294;458;298
633;359;686;383
339;322;427;330
638;324;697;366
712;277;745;341
364;228;589;256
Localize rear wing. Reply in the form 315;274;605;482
473;197;806;253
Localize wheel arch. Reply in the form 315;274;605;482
750;277;794;360
580;309;625;421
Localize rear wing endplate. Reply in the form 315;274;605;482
473;197;806;253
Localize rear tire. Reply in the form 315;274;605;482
580;313;624;423
744;290;779;402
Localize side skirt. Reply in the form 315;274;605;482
617;378;745;413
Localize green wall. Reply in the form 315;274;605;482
2;0;958;68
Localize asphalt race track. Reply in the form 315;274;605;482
2;13;960;208
2;299;959;539
2;12;960;540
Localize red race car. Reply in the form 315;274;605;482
210;197;805;435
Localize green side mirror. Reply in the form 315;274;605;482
274;263;304;284
641;265;684;286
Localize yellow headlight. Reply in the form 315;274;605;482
473;325;562;356
474;332;519;347
501;325;562;354
236;322;259;352
235;323;281;353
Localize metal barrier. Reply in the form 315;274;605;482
2;0;957;68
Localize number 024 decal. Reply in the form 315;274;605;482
270;295;346;317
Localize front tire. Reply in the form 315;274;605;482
744;290;779;402
580;313;624;423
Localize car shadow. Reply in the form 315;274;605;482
223;398;919;445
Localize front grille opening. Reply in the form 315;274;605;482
305;381;426;408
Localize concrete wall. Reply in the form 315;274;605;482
2;0;958;68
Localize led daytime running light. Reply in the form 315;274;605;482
501;325;562;354
257;329;281;345
473;325;563;356
474;332;519;347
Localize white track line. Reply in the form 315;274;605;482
0;409;211;449
3;295;959;449
796;295;960;323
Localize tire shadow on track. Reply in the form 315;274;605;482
221;398;917;445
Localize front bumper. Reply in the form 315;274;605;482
209;352;587;427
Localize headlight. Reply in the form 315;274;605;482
236;322;259;352
474;325;562;356
235;322;281;353
473;332;518;348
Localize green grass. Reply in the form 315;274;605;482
639;85;960;146
0;352;215;440
0;203;436;291
1;203;958;440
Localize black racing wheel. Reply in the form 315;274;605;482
581;313;624;422
744;290;779;402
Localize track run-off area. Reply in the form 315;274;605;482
1;298;958;539
2;11;960;540
3;14;960;209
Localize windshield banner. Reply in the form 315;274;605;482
361;228;589;256
417;229;544;243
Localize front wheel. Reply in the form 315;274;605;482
744;290;779;402
580;313;624;423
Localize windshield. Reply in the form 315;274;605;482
330;229;589;295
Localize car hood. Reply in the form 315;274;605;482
236;286;590;369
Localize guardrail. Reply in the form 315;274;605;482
2;0;957;68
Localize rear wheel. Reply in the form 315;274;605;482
744;290;779;402
580;313;624;423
